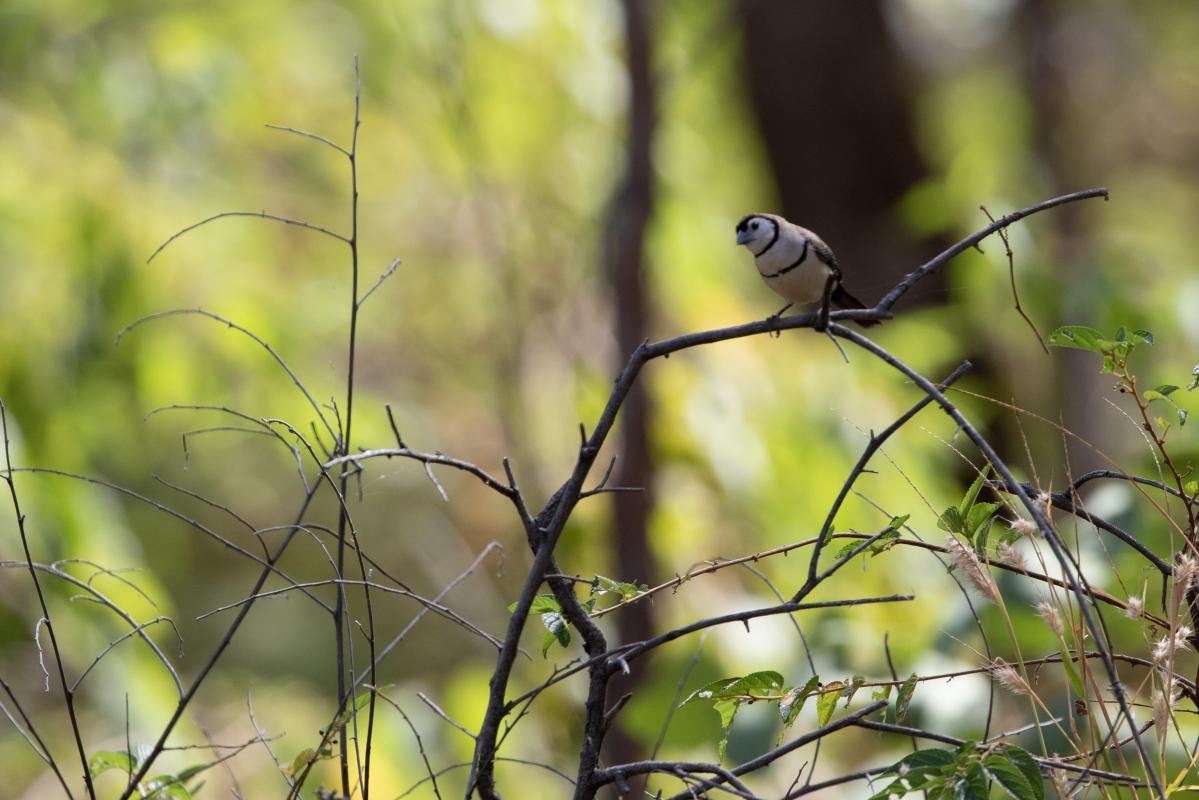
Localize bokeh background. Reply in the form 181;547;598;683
2;0;1199;797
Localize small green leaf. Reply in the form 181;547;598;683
1059;649;1085;698
507;594;561;614
888;513;910;531
984;753;1038;800
174;764;207;783
937;507;963;535
896;673;918;722
1180;409;1189;426
540;610;570;657
1156;384;1180;396
776;675;820;745
867;749;957;800
145;776;192;800
284;748;315;778
714;698;739;762
89;751;133;778
1131;329;1154;345
816;681;845;726
845;674;866;705
1003;746;1045;800
966;502;1000;536
959;466;992;518
973;517;995;558
1047;325;1106;353
958;762;990;799
592;575;648;601
1186;481;1198;497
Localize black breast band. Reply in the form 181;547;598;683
761;238;808;279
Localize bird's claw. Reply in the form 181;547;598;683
766;303;792;338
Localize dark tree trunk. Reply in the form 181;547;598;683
738;0;932;302
600;0;658;779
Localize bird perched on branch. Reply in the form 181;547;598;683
735;213;878;329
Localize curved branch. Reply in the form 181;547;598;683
117;309;337;442
146;210;350;263
877;188;1108;311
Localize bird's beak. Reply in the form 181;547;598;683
735;229;752;246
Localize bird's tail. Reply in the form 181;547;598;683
831;285;880;328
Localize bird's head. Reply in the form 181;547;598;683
735;214;775;249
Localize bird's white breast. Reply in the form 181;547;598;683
755;230;834;305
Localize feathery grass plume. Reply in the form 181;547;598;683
945;536;1000;603
997;541;1026;570
1050;768;1078;799
1008;516;1040;538
1124;595;1144;620
990;657;1031;696
1168;555;1199;629
1152;627;1192;664
1035;600;1064;637
1154;689;1170;738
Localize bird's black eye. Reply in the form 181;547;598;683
751;222;759;230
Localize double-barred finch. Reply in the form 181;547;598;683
735;213;878;328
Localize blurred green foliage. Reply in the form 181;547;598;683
3;1;1199;797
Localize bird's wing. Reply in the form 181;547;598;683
808;235;843;280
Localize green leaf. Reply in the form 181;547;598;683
867;750;957;800
845;674;866;705
683;671;788;758
1047;325;1107;353
714;698;739;761
973;517;995;559
1002;746;1045;800
957;762;989;799
965;502;999;536
1180;408;1189;427
682;671;784;707
896;673;918;722
284;748;325;778
1059;649;1085;698
145;776;193;800
816;681;845;726
540;611;570;657
959;465;992;518
89;751;133;778
174;764;207;783
889;513;911;531
834;530;902;563
984;754;1038;800
1155;384;1181;397
507;594;561;614
937;507;963;535
1131;329;1154;345
592;575;647;601
777;675;820;745
1186;481;1198;497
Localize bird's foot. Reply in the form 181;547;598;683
766;303;793;338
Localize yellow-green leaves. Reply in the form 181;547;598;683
89;748;204;799
682;671;785;760
509;594;574;658
868;742;1044;800
938;466;1003;556
1048;325;1152;374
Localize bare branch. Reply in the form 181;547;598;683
265;123;351;157
146;210;349;263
